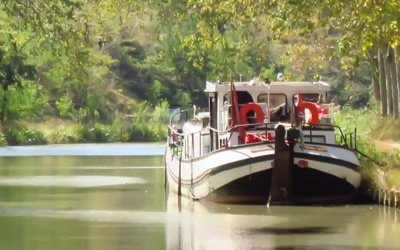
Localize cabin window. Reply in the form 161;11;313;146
237;91;253;104
301;93;324;103
258;94;288;122
258;94;286;109
225;91;253;106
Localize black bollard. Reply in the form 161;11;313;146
268;125;294;205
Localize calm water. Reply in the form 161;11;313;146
0;144;399;250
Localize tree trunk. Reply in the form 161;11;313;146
378;49;388;116
384;46;394;116
1;92;7;122
389;47;399;119
367;50;380;101
395;47;400;120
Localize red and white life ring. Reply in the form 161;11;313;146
297;102;320;124
239;103;264;129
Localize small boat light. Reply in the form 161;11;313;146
298;160;309;168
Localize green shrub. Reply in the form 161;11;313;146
80;123;120;143
5;126;48;145
126;100;169;142
0;134;7;146
333;107;400;169
129;124;158;142
50;127;77;144
5;81;47;120
55;96;73;118
111;119;130;142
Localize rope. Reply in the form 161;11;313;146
356;149;400;168
355;149;386;166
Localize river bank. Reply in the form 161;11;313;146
359;140;400;203
375;140;400;153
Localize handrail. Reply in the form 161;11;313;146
302;123;348;146
170;122;351;145
168;121;358;160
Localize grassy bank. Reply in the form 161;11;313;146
0;119;168;146
333;106;400;193
0;101;170;146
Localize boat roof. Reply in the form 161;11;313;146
205;79;330;93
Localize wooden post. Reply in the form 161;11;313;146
378;49;388;117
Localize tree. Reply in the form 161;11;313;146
0;49;36;121
158;0;400;117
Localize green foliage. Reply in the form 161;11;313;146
0;0;397;145
175;90;192;112
333;107;400;170
129;123;159;142
110;118;130;142
79;123;120;143
0;133;7;146
55;96;73;118
3;80;46;120
0;47;37;121
147;79;168;105
85;92;101;120
128;100;169;142
49;127;78;144
111;40;183;106
4;126;47;146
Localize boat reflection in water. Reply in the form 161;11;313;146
166;191;400;250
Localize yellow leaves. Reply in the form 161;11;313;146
389;41;399;49
344;81;351;91
200;6;210;13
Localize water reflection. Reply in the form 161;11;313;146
166;193;400;250
0;150;398;250
0;176;146;187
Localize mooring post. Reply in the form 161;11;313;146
178;154;182;196
384;190;387;206
268;125;293;205
374;189;379;203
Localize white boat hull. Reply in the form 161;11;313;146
165;142;362;204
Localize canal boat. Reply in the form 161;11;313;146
165;77;362;205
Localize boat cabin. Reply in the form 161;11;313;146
203;79;332;149
169;79;335;159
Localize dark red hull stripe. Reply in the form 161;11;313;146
294;152;360;171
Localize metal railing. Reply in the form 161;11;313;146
168;121;358;160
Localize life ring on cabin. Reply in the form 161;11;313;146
297;102;320;124
239;103;264;129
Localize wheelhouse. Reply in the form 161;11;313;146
205;80;332;150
